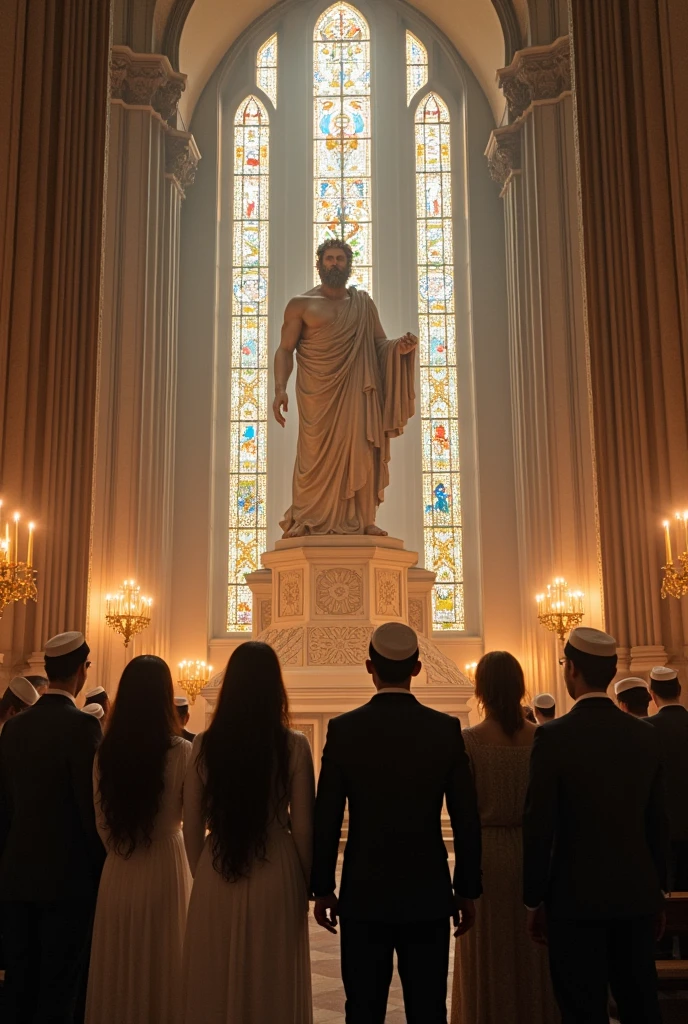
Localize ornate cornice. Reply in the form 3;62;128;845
110;46;187;125
165;128;201;198
485;122;522;189
497;35;571;121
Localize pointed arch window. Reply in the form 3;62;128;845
313;2;372;292
415;92;464;630
257;34;278;107
406;32;428;105
227;96;270;632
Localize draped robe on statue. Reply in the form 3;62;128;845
280;288;415;536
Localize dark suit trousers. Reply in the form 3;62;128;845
658;839;688;957
547;915;661;1024
340;917;449;1024
1;896;95;1024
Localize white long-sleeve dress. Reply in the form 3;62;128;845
181;729;315;1024
85;736;193;1024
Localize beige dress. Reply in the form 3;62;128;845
181;729;315;1024
86;736;193;1024
451;728;559;1024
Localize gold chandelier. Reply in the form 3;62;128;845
661;514;688;599
177;660;213;705
0;505;37;617
536;578;585;643
105;580;152;647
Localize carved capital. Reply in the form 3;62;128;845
485;122;522;188
165;128;201;198
498;35;571;120
110;45;186;124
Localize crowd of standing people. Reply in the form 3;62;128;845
0;621;686;1024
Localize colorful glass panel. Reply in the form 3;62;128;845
228;96;269;632
313;3;372;292
406;31;428;105
416;93;463;630
257;33;278;107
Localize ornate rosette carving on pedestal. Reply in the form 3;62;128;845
110;45;186;124
278;570;303;617
375;569;401;617
498;35;571;121
307;626;372;666
315;568;364;616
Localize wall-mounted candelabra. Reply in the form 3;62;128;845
0;501;37;616
536;578;585;643
105;580;152;647
177;660;213;705
661;513;688;599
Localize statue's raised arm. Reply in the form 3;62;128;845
276;239;416;538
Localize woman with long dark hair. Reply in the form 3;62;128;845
182;641;315;1023
451;652;559;1024
85;655;192;1024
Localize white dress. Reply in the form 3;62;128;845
181;729;315;1024
85;736;193;1024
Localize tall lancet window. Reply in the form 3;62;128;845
313;2;372;292
227;96;270;632
406;32;428;105
415;93;464;630
257;34;278;107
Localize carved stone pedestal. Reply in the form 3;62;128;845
202;537;473;760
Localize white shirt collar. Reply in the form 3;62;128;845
42;688;77;705
374;687;413;696
574;691;611;706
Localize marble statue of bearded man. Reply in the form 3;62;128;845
273;240;417;537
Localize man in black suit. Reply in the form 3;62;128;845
174;696;196;742
646;665;688;954
311;622;482;1024
523;627;668;1024
0;630;105;1024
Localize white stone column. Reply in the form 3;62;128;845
87;47;200;691
486;36;603;706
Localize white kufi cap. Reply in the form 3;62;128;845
615;676;649;696
8;676;39;706
533;692;555;710
370;622;418;661
44;631;86;657
82;703;104;719
174;696;190;707
650;666;678;682
567;627;617;658
85;686;106;699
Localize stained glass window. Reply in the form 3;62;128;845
313;3;372;292
228;96;269;632
416;93;464;630
406;31;428;105
257;34;277;107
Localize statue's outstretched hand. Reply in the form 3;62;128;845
273;389;289;427
397;332;418;355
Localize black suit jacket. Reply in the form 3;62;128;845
0;693;105;902
311;692;482;922
523;696;668;919
645;705;688;842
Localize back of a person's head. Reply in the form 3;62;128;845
564;642;617;691
97;654;179;857
0;687;28;718
475;651;526;737
44;646;88;683
200;641;290;881
368;642;419;685
618;686;652;717
650;678;681;702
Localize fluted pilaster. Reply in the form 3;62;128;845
87;47;200;688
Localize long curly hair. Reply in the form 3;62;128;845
97;655;180;857
199;641;291;881
316;237;353;266
475;651;526;737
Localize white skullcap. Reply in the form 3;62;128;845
8;676;39;706
82;703;104;719
44;631;86;657
85;686;106;699
615;676;650;696
650;666;678;682
533;692;555;710
174;696;189;707
567;627;617;658
371;622;418;661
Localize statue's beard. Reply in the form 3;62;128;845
318;264;352;288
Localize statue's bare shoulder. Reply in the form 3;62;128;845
283;285;353;341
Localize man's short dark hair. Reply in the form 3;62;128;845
175;704;190;725
0;688;29;716
44;642;90;682
650;677;681;701
25;675;47;688
537;705;556;720
564;642;617;691
618;686;652;715
368;642;419;685
316;237;353;266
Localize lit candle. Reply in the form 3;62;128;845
13;513;19;564
27;522;34;567
683;512;688;556
664;520;673;565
